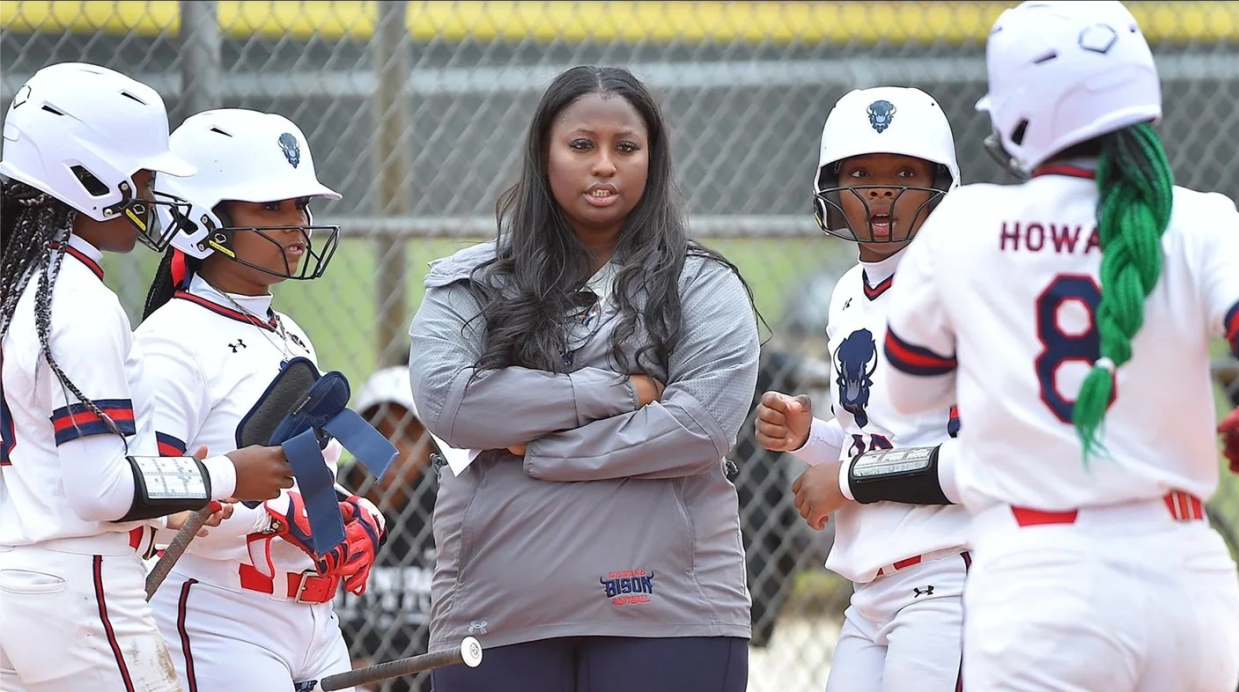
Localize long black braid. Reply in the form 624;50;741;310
0;178;130;442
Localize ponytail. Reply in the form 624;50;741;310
142;248;200;320
1073;122;1174;462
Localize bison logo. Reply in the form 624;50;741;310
278;132;301;168
834;328;878;428
867;99;896;133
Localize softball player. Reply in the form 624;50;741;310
0;64;293;692
135;108;385;692
756;86;970;692
880;2;1239;690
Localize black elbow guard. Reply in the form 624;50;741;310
115;456;213;523
848;445;952;506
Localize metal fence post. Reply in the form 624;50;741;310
373;0;411;368
179;0;221;120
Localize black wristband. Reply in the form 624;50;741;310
116;455;212;523
848;445;952;506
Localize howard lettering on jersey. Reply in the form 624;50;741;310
1000;222;1100;254
599;569;654;606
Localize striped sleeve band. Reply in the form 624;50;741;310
156;432;188;457
50;400;136;446
884;329;958;377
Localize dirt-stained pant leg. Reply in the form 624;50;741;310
0;543;182;692
149;570;355;692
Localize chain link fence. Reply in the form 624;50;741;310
4;2;1239;690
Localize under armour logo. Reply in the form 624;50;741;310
467;620;488;635
913;585;935;598
843;298;853;310
228;339;246;353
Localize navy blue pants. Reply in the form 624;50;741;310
431;636;748;692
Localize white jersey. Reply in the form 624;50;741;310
820;251;971;584
0;235;155;546
884;164;1239;513
134;274;324;574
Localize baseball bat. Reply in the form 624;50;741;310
144;506;210;601
309;637;483;691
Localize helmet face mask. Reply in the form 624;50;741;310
98;173;194;251
814;184;946;244
182;213;341;281
812;86;960;246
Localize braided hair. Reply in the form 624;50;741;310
1073;123;1175;462
0;178;131;441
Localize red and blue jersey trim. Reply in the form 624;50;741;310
947;405;961;438
156;432;188;457
1226;300;1239;357
50;399;136;445
884;328;958;376
172;291;278;331
1032;164;1096;180
862;270;894;301
50;242;105;280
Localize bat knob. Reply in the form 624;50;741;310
460;637;483;668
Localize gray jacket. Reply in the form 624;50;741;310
408;241;760;650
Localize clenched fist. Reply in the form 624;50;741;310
755;391;814;452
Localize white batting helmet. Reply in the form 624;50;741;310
977;1;1161;174
813;86;960;243
157;108;341;279
0;62;196;250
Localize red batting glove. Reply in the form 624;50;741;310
317;496;385;596
1220;406;1239;473
261;491;323;562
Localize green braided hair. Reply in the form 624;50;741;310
1073;122;1174;462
